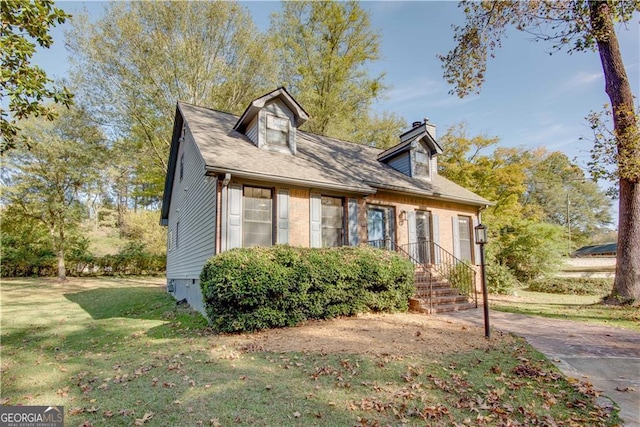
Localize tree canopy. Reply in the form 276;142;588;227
270;1;405;146
67;1;276;202
0;0;74;153
440;0;639;303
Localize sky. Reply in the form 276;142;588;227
34;1;640;219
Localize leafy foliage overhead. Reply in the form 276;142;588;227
0;0;74;153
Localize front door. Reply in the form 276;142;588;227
416;210;432;264
367;206;395;250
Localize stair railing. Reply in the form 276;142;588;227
399;240;478;308
368;239;433;312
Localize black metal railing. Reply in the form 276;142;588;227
368;238;433;312
368;239;478;309
399;240;477;307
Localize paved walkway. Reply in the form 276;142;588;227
438;309;640;426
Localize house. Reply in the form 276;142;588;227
160;88;491;315
572;243;617;257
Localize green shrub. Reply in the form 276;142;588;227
200;245;415;333
492;220;565;283
445;262;474;297
486;263;521;295
528;277;613;295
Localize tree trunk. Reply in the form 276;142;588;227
57;227;67;281
589;1;640;303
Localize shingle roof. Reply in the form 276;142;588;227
177;101;491;206
572;243;617;257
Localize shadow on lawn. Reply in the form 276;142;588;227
64;287;209;338
65;287;176;321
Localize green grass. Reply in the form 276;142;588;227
490;289;640;332
1;277;619;426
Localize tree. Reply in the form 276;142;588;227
439;1;639;303
66;1;276;202
270;1;404;146
0;0;74;153
525;151;612;247
1;107;106;280
438;123;530;230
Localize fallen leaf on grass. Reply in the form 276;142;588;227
103;411;113;418
293;411;301;418
69;407;85;416
134;412;154;425
615;386;635;392
79;421;93;427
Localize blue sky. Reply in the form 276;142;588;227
36;1;639;218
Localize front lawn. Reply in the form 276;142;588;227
0;277;618;426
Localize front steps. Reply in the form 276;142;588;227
409;266;476;314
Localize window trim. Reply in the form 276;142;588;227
242;185;274;247
456;215;473;263
366;204;396;249
413;143;431;179
320;195;345;248
266;113;290;148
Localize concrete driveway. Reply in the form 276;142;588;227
438;309;640;426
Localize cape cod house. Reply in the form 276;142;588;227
160;88;491;315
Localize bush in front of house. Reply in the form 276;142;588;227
527;277;613;295
200;245;415;333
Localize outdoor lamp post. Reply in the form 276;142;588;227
474;224;490;339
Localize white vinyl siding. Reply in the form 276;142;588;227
246;115;259;145
166;130;217;279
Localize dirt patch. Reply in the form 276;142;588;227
233;312;511;357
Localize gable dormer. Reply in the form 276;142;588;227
378;119;442;181
234;87;309;155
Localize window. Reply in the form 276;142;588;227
243;187;272;247
179;153;184;181
321;196;343;247
457;216;472;262
415;147;430;177
168;230;173;251
266;114;289;146
367;205;395;250
175;222;180;249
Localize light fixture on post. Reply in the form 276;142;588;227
474;223;490;339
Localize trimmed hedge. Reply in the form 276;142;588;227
200;245;415;332
527;277;613;295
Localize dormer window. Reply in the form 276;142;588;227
266;114;289;147
414;145;430;178
233;87;309;156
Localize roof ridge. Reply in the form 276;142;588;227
177;100;240;118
